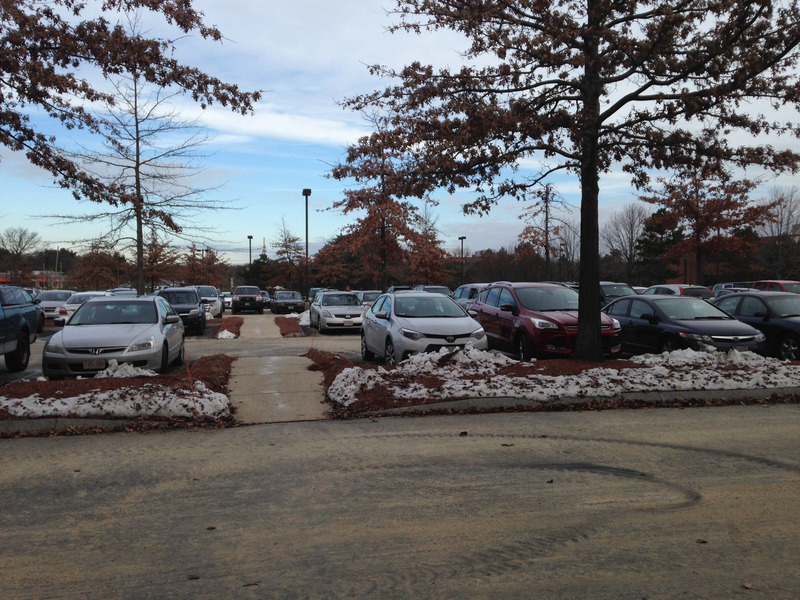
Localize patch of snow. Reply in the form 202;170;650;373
217;329;236;339
94;359;157;379
286;310;311;327
327;347;800;407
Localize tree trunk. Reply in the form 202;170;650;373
574;0;604;361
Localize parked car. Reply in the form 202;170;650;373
42;295;184;379
271;290;305;314
154;287;206;334
0;285;41;372
752;280;800;293
36;289;76;321
712;291;800;360
452;283;489;311
361;291;487;364
194;285;224;318
471;282;621;360
107;287;138;296
413;285;452;296
355;290;383;308
232;285;264;314
714;287;751;298
641;284;715;300
599;281;638;307
220;291;233;309
260;290;272;309
309;291;365;332
308;287;331;303
387;285;412;293
712;281;753;292
58;291;111;320
603;294;764;354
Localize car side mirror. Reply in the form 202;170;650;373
499;303;519;316
375;311;389;320
165;315;181;324
468;309;479;318
54;318;65;328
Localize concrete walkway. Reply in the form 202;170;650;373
227;313;329;423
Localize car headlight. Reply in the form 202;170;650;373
531;318;559;330
322;310;333;318
44;335;65;354
612;318;621;330
128;336;157;353
188;308;201;316
399;328;424;341
681;332;713;343
755;333;766;342
471;327;486;340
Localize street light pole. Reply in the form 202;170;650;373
247;235;253;284
302;188;311;299
458;236;466;284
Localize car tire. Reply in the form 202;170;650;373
4;333;31;372
171;340;185;367
361;333;375;361
659;335;678;353
778;333;799;361
384;337;397;366
159;344;170;373
36;313;44;334
517;334;535;362
232;307;238;315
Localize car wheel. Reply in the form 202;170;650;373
4;333;31;372
361;333;375;361
171;339;185;367
36;313;44;334
384;337;397;366
259;308;264;314
159;344;169;373
659;335;678;353
232;307;238;315
518;334;534;362
778;333;800;360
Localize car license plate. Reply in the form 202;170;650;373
83;359;105;370
343;320;353;327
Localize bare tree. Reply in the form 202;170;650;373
0;227;41;283
517;185;571;279
601;203;649;282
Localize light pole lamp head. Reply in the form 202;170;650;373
302;188;311;198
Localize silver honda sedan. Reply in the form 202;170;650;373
361;291;487;364
42;296;185;379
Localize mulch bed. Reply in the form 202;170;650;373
275;316;304;336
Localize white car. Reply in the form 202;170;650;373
361;291;487;365
36;289;76;320
58;291;110;320
309;291;365;332
195;285;224;318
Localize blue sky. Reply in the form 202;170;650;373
2;1;794;265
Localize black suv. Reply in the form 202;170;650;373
155;287;206;334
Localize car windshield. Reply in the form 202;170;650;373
276;292;301;300
236;287;259;295
654;298;730;320
196;286;216;296
322;293;361;306
161;291;198;304
38;291;72;302
516;287;579;311
361;292;381;302
782;283;800;293
766;295;800;317
71;302;157;325
601;284;636;298
394;296;466;318
66;293;103;305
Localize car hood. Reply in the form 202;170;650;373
394;315;482;335
58;323;157;347
524;310;618;327
677;319;761;336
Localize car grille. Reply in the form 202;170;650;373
69;346;127;355
711;335;759;342
565;324;612;331
423;333;473;341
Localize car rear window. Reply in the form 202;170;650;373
235;287;260;295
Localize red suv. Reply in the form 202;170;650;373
471;282;622;360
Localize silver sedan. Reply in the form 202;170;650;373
310;291;365;332
361;291;487;364
42;296;185;379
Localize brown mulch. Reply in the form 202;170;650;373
275;316;304;336
216;316;243;337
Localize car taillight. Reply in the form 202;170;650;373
59;306;68;316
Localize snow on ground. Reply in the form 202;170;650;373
284;310;310;327
1;360;230;420
327;346;800;407
217;329;237;339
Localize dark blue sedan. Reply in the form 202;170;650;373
712;291;800;360
603;294;765;355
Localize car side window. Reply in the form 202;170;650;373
740;296;766;317
629;299;652;319
498;288;516;308
483;287;502;308
606;298;630;317
715;297;740;314
371;297;385;313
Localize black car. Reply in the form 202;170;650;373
712;291;800;360
603;294;764;354
271;291;304;314
154;287;206;334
